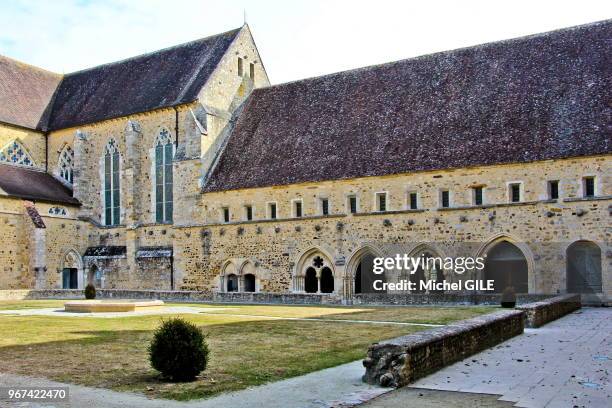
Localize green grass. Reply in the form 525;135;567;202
0;300;494;400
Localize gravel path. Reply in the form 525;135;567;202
0;360;388;408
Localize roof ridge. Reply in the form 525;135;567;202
63;27;242;77
0;54;62;78
258;18;612;92
174;26;243;103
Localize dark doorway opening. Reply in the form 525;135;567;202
305;267;318;293
243;273;256;292
320;267;334;293
62;268;78;289
227;274;238;292
484;241;528;293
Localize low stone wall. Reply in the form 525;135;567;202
516;294;581;328
0;289;342;305
353;293;552;306
362;309;525;387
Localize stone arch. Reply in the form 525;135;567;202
0;139;36;167
293;247;336;294
239;260;258;293
476;234;534;293
60;249;83;289
566;240;602;294
56;143;74;185
406;244;447;294
345;244;385;296
219;260;238;292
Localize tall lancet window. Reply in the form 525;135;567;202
0;140;35;167
155;129;173;223
58;145;74;185
103;139;120;226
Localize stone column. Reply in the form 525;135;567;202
73;130;93;219
23;202;47;288
124;120;142;227
123;120;143;288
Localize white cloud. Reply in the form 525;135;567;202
0;0;610;83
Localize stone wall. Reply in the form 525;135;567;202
175;155;610;301
0;289;341;304
0;197;87;289
517;294;581;328
354;293;553;306
362;310;525;387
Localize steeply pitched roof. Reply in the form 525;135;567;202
203;20;612;193
0;56;61;129
0;163;79;205
46;28;241;130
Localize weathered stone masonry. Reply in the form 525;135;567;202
0;21;610;305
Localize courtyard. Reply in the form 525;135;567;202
0;300;493;401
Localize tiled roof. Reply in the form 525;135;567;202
0;27;241;131
0;56;61;129
203;20;612;193
0;163;79;205
46;28;241;130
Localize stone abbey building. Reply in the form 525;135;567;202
0;21;609;304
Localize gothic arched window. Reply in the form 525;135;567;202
103;139;120;226
0;140;36;167
58;145;74;185
155;129;173;223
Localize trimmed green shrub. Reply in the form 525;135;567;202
149;318;209;381
84;283;96;299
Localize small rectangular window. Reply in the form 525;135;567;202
237;57;243;76
222;207;230;223
509;183;521;203
348;195;357;214
583;177;595;197
249;63;255;79
409;192;418;210
473;187;483;206
440;190;450;208
548;181;559;200
245;205;253;221
268;203;277;219
294;200;302;218
376;193;387;212
320;198;329;216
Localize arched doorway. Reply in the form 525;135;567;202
294;249;336;294
243;274;256;292
484;241;528;293
350;248;385;295
320;267;334;293
305;267;318;293
61;250;82;289
227;274;238;292
567;241;602;293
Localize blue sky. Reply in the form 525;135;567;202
1;0;610;84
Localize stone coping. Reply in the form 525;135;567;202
362;309;525;387
516;294;581;328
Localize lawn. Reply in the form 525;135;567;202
0;300;495;400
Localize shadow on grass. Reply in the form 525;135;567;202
0;316;425;401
